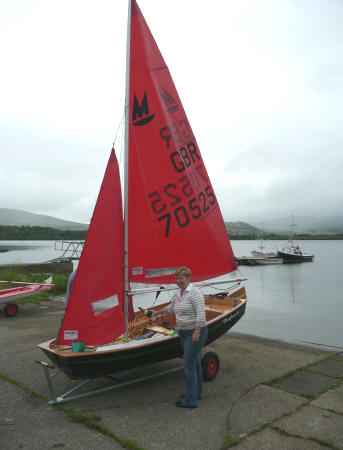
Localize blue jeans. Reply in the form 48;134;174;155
178;326;208;407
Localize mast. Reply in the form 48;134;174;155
123;0;132;337
289;214;296;246
259;223;264;253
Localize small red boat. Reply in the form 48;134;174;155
0;278;53;317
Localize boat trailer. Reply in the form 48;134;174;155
35;349;220;405
35;360;183;405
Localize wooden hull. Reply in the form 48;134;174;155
38;287;247;379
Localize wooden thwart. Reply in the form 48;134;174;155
145;325;175;335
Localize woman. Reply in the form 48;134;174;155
154;266;208;408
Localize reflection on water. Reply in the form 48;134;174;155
1;239;342;349
231;240;343;349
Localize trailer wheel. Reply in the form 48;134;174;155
4;303;19;317
202;351;220;381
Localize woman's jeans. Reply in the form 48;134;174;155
178;326;208;407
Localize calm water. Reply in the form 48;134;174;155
1;239;342;350
231;240;343;350
0;240;64;264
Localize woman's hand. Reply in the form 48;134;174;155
192;330;200;343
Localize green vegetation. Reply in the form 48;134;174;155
0;372;46;401
0;222;342;240
61;406;144;449
0;225;87;240
225;222;343;239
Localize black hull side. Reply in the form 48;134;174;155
41;302;246;380
277;251;314;262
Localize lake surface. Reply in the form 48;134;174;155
1;239;342;350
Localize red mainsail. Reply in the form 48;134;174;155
128;0;237;284
56;149;125;346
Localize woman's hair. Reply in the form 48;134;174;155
175;266;191;278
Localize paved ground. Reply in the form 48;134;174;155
1;299;343;449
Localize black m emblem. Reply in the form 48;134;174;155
132;91;155;126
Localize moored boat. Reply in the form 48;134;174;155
237;256;282;266
277;245;314;262
277;216;314;263
250;224;281;262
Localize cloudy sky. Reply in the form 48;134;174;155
1;0;342;224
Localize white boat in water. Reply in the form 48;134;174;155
250;224;282;264
237;256;282;266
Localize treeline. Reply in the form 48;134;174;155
230;233;343;240
0;225;87;240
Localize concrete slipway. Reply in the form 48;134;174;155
0;299;343;449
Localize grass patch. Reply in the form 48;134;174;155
221;433;240;448
0;372;46;401
329;355;343;361
272;425;336;449
304;367;343;379
16;292;52;304
0;268;49;284
264;368;299;387
57;406;145;449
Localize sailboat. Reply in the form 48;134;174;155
0;277;53;317
250;224;283;264
38;0;247;388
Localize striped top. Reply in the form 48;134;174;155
161;283;206;330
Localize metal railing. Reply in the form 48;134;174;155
54;241;84;260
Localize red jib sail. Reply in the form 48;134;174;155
56;149;125;346
128;0;237;284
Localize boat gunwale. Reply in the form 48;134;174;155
38;297;247;358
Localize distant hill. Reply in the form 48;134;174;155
225;221;262;237
0;208;88;230
253;216;343;235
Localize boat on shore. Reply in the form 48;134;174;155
37;0;247;391
0;277;53;317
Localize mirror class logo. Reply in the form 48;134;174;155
132;87;178;126
132;91;155;126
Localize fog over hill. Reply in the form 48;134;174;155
1;208;342;235
252;216;343;234
0;208;88;230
